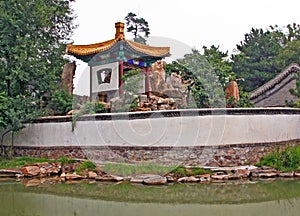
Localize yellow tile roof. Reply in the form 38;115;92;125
66;22;170;59
67;39;170;58
126;40;170;57
66;39;117;56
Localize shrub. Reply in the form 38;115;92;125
256;146;300;171
48;88;73;115
71;101;106;131
75;160;97;174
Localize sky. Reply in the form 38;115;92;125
70;0;300;95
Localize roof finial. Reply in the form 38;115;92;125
115;22;125;41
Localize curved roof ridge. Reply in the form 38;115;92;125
66;38;117;56
250;63;300;99
126;40;170;57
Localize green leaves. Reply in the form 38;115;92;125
232;24;300;92
0;0;76;140
47;88;73;116
124;12;150;44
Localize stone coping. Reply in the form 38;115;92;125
32;108;300;123
10;139;300;150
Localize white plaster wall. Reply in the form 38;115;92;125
2;113;300;147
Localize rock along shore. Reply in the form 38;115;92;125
1;161;300;186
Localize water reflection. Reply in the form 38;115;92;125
0;179;300;216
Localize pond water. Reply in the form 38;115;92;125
0;179;300;216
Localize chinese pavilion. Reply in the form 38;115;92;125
66;22;171;101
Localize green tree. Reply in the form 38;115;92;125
203;45;236;88
203;45;252;107
165;49;226;108
232;23;300;92
276;40;300;68
165;47;252;108
287;73;300;108
0;0;76;155
124;12;150;44
231;28;283;92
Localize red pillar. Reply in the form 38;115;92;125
89;66;92;101
119;61;124;95
145;66;150;98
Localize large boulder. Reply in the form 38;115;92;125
21;166;40;176
143;176;167;185
225;81;239;106
61;61;76;94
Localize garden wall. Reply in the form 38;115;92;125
2;108;300;166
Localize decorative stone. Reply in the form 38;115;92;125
65;173;85;180
46;167;60;175
0;169;22;178
61;61;76;94
177;176;199;183
150;60;167;93
211;172;229;180
88;171;98;179
130;174;160;184
197;174;211;182
21;166;40;176
165;175;175;182
236;169;251;178
16;174;24;178
252;171;277;178
143;176;167;185
225;80;239;105
95;174;124;182
278;171;294;177
60;172;66;181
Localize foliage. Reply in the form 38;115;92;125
0;156;76;169
231;28;283;92
75;160;96;174
1;92;41;157
56;156;75;165
71;101;106;131
103;163;212;177
276;40;300;67
256;146;300;172
232;23;300;92
286;73;300;108
0;0;76;155
171;166;212;177
124;12;150;44
165;47;253;108
47;88;73;115
203;45;236;87
0;156;49;169
181;49;226;108
121;69;143;93
111;69;143;112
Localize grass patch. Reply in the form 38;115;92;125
171;166;212;177
103;163;212;177
188;167;213;176
256;146;300;172
0;156;50;169
75;160;96;174
0;156;76;169
103;163;177;176
56;156;75;165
